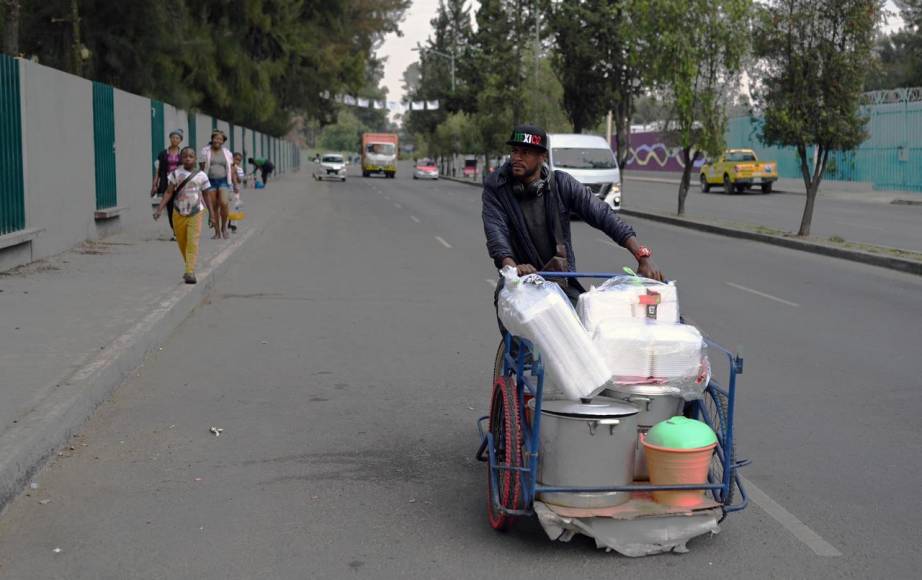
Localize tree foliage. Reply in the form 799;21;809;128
548;0;609;134
644;0;750;215
3;0;409;135
753;0;882;235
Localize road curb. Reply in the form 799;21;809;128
444;176;922;276
619;208;922;276
0;210;269;514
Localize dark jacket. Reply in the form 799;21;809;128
155;149;177;194
482;162;636;271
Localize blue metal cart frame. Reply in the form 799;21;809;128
476;272;750;525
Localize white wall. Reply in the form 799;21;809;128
233;125;244;156
163;105;189;151
1;61;303;270
114;88;152;229
195;114;212;151
19;60;96;261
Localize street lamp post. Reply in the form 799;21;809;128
412;45;455;93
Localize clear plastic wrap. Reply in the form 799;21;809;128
498;267;612;400
591;319;708;400
577;275;680;333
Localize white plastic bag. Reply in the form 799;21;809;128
498;267;612;400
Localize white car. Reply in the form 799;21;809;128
548;134;622;211
313;153;347;182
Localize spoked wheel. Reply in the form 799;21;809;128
486;375;525;531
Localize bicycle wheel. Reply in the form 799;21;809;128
486;376;524;530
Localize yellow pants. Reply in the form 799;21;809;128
172;210;203;274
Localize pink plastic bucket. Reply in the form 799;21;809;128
642;436;717;507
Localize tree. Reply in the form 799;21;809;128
318;110;366;153
9;0;410;135
548;0;609;133
645;0;750;215
753;0;882;235
2;0;20;55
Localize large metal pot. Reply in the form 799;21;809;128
530;398;639;508
603;385;685;480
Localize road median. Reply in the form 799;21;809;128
443;175;922;276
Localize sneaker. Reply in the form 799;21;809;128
183;273;197;284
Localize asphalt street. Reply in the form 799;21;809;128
622;175;922;252
0;164;920;578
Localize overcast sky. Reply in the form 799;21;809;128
378;0;904;106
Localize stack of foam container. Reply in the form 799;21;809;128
498;268;611;400
577;276;706;398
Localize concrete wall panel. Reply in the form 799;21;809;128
196;114;212;150
113;88;151;228
20;60;96;260
163;105;189;150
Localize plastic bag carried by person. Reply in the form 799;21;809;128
228;193;246;221
578;273;680;332
498;266;612;400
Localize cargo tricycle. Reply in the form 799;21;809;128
475;272;750;555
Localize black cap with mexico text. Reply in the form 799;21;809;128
506;124;548;152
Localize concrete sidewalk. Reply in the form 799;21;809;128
625;169;922;204
0;171;307;511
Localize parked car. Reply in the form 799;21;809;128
413;158;439;180
313;153;347;182
700;149;777;194
548;133;622;211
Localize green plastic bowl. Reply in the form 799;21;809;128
646;416;717;449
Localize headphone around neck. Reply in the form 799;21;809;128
512;163;550;198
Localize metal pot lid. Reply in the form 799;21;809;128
603;384;681;397
532;397;639;418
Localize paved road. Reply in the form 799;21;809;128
622;175;922;252
0;164;920;578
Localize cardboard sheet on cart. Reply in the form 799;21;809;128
543;492;719;519
534;495;722;557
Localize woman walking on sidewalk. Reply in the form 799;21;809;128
150;129;184;233
153;147;213;284
200;130;239;240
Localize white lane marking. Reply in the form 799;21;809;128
725;282;800;307
484;278;497;288
435;236;453;249
384;195;391;201
410;216;421;224
740;476;842;557
596;237;618;248
394;202;403;209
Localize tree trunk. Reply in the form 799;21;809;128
613;101;632;172
677;148;693;215
796;145;828;236
2;0;21;55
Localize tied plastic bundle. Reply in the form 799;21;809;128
497;267;612;400
228;194;245;221
577;275;679;333
592;320;708;400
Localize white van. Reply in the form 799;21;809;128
548;134;622;211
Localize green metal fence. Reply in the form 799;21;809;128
150;99;164;170
727;89;922;191
0;54;25;236
92;82;117;210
